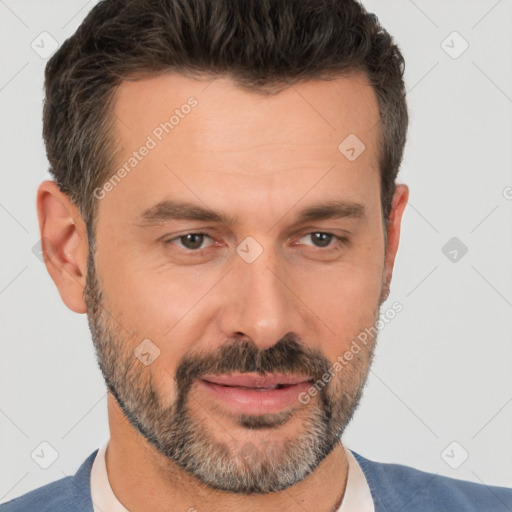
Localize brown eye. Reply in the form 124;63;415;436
166;233;213;251
296;232;349;251
301;232;335;248
309;232;333;247
180;233;205;250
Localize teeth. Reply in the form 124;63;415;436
245;386;278;390
215;383;294;390
239;384;289;390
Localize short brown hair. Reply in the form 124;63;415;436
43;0;408;241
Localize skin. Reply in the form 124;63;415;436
37;70;408;511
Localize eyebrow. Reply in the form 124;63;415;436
135;199;365;227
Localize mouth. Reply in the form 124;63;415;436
198;373;313;415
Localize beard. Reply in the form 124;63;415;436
84;244;379;494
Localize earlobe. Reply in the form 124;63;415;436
381;183;409;302
36;180;89;314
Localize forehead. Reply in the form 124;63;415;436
103;71;381;225
112;70;380;156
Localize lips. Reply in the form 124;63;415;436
201;373;312;389
197;373;314;415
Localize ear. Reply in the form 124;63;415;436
36;180;89;314
381;183;409;303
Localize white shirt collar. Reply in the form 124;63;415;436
90;441;129;512
90;440;374;512
339;446;375;512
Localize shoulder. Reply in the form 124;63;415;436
352;450;512;512
0;450;98;512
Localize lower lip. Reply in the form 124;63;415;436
198;379;312;415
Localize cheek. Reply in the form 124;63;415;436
95;240;200;332
94;247;221;385
292;249;384;357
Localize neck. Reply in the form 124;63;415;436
105;395;349;512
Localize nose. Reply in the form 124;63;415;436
217;242;307;350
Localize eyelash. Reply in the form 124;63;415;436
163;232;349;253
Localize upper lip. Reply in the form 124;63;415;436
201;373;312;388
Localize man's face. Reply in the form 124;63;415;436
85;71;396;493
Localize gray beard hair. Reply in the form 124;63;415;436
84;251;377;494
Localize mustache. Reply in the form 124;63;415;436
174;332;331;397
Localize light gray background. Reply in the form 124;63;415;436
1;0;511;503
